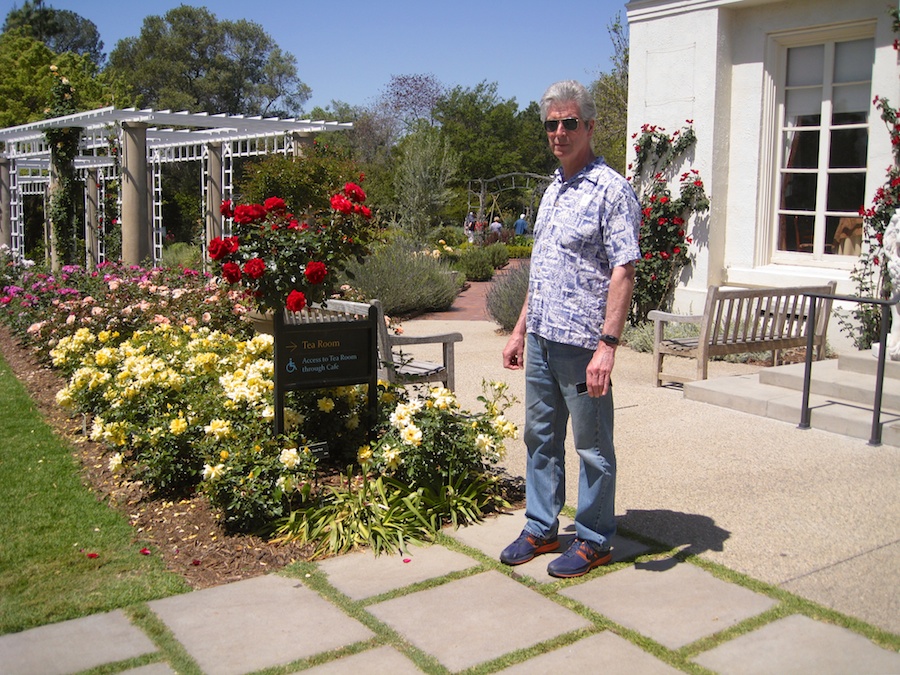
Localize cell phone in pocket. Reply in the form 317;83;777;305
576;382;587;395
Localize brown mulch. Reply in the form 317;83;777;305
0;324;313;590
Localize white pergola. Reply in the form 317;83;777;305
0;107;352;266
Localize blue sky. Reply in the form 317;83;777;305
16;0;628;114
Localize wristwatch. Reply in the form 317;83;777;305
599;333;620;347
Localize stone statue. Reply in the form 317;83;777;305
882;209;900;360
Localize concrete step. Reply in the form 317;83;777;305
684;372;900;447
836;349;900;379
758;359;900;410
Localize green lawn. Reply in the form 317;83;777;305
0;353;189;635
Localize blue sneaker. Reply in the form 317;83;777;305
499;529;559;565
546;538;612;578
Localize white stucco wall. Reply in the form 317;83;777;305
627;0;899;349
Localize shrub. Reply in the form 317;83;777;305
487;261;530;331
630;123;709;323
506;243;533;259
484;243;510;269
160;242;201;270
454;247;494;281
342;240;459;316
429;226;467;248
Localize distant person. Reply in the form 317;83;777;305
500;80;641;578
490;216;503;234
464;212;476;242
514;213;528;236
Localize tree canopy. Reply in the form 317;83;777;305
106;5;310;116
0;29;113;127
3;0;104;65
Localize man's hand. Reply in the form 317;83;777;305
503;333;525;370
586;343;616;396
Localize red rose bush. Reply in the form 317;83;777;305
209;184;375;312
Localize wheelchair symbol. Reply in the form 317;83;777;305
286;358;297;374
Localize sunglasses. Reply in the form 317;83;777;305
543;117;580;132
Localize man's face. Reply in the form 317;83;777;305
544;101;594;164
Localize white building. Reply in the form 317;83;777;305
626;0;899;349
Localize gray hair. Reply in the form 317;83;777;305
539;80;596;123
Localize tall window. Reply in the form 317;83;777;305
776;37;873;259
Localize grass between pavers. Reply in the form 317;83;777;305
0;354;190;636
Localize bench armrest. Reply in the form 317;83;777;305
389;333;463;346
647;310;703;324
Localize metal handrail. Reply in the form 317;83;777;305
800;290;900;446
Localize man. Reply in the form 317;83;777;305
514;213;529;236
500;80;641;578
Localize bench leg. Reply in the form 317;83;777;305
652;349;663;387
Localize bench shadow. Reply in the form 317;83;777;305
618;508;731;571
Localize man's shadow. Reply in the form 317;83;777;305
617;508;731;572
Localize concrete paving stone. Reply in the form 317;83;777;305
147;575;373;675
302;646;422;674
560;559;777;649
317;543;479;601
367;570;591;672
121;664;177;675
496;630;682;674
780;540;900;637
692;613;900;674
447;509;650;582
0;610;157;675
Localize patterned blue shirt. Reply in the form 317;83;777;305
527;157;641;350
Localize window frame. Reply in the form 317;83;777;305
763;21;877;270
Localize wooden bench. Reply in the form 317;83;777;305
319;299;463;390
648;282;836;386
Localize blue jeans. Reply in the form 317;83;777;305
522;333;616;549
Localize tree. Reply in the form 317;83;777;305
107;5;309;116
3;1;105;65
382;73;444;131
433;83;555;223
0;29;112;127
589;14;629;175
394;125;459;240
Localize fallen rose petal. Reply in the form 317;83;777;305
140;548;151;555
191;559;201;566
403;558;411;563
86;552;99;559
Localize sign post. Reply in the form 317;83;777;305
272;306;379;439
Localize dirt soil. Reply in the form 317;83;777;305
0;325;313;590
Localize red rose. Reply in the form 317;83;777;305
343;182;366;203
330;194;353;214
286;290;307;312
222;262;242;283
243;258;266;280
288;219;300;230
233;203;266;224
264;196;287;213
208;237;228;260
224;236;239;254
660;251;670;260
360;205;372;219
304;261;327;284
220;200;234;218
